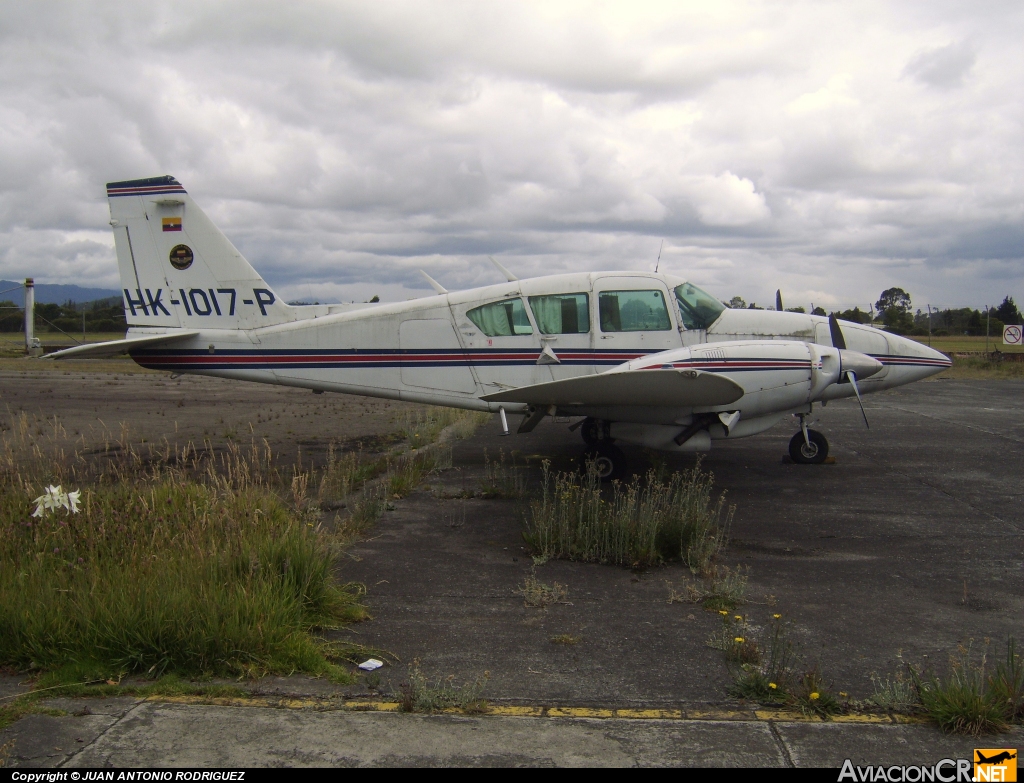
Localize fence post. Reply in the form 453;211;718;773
24;278;43;356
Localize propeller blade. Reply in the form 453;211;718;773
776;289;784;312
847;372;869;429
829;314;848;350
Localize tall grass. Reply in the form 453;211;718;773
0;414;363;682
523;460;732;570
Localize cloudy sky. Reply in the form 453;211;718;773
1;1;1021;311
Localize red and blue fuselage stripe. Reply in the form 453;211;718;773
129;347;949;373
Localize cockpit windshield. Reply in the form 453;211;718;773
674;283;725;330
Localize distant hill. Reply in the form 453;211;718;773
0;280;121;308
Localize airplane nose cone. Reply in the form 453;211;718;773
839;349;883;379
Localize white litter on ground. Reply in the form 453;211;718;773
358;659;384;671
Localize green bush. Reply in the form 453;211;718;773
0;415;364;682
0;480;363;680
523;460;731;570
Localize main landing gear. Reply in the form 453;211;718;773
789;414;829;464
578;417;627;481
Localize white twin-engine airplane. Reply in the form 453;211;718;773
49;176;952;479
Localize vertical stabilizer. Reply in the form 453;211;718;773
106;176;296;329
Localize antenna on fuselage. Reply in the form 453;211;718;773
776;289;784;311
488;256;518;282
419;270;448;295
654;240;664;273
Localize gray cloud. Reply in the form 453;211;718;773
904;41;977;89
0;0;1021;312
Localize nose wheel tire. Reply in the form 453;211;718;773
582;443;627;482
789;429;829;464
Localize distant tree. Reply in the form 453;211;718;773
876;288;911;314
832;307;870;324
728;296;746;309
785;306;806;313
368;295;380;303
811;306;826;316
747;302;764;310
995;296;1021;325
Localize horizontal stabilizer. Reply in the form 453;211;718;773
44;331;200;360
481;369;744;408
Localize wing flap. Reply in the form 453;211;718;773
481;369;744;408
44;331;200;360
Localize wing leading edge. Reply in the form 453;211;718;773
481;369;744;408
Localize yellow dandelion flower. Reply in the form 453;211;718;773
734;637;745;643
734;615;742;621
839;692;848;698
769;683;778;690
718;610;728;616
809;692;820;700
773;613;782;619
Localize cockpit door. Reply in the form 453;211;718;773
591;276;682;365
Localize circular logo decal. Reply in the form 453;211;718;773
169;244;194;270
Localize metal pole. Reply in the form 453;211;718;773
82;309;86;340
927;304;932;346
986;306;990;353
24;278;34;354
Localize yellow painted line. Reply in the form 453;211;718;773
343;701;401;712
890;713;930;725
546;707;615;719
754;709;816;722
615;708;683;720
487;706;545;717
140;694;919;725
687;710;756;721
831;714;894;724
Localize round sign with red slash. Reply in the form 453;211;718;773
1004;325;1022;345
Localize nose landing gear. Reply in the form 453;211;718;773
789;414;829;464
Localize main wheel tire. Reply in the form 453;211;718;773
582;443;627;482
580;417;613;447
789;429;829;464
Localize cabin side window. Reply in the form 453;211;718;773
528;293;590;334
598;290;672;332
466;298;534;336
674;283;725;330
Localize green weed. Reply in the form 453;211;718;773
517;572;569;608
480;449;527;499
684;565;748;611
523;459;731;569
792;668;841;718
869;658;918;712
722;613;796;706
398;661;490;713
910;640;1018;736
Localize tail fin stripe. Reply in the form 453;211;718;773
107;184;186;197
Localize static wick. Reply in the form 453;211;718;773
499;407;510;436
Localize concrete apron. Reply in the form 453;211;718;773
5;696;1022;768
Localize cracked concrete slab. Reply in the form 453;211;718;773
65;703;788;768
776;722;1024;767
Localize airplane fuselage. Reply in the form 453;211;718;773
124;270;950;450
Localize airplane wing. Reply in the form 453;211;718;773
481;368;744;408
43;331;200;360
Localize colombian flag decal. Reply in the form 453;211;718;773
162;217;182;232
